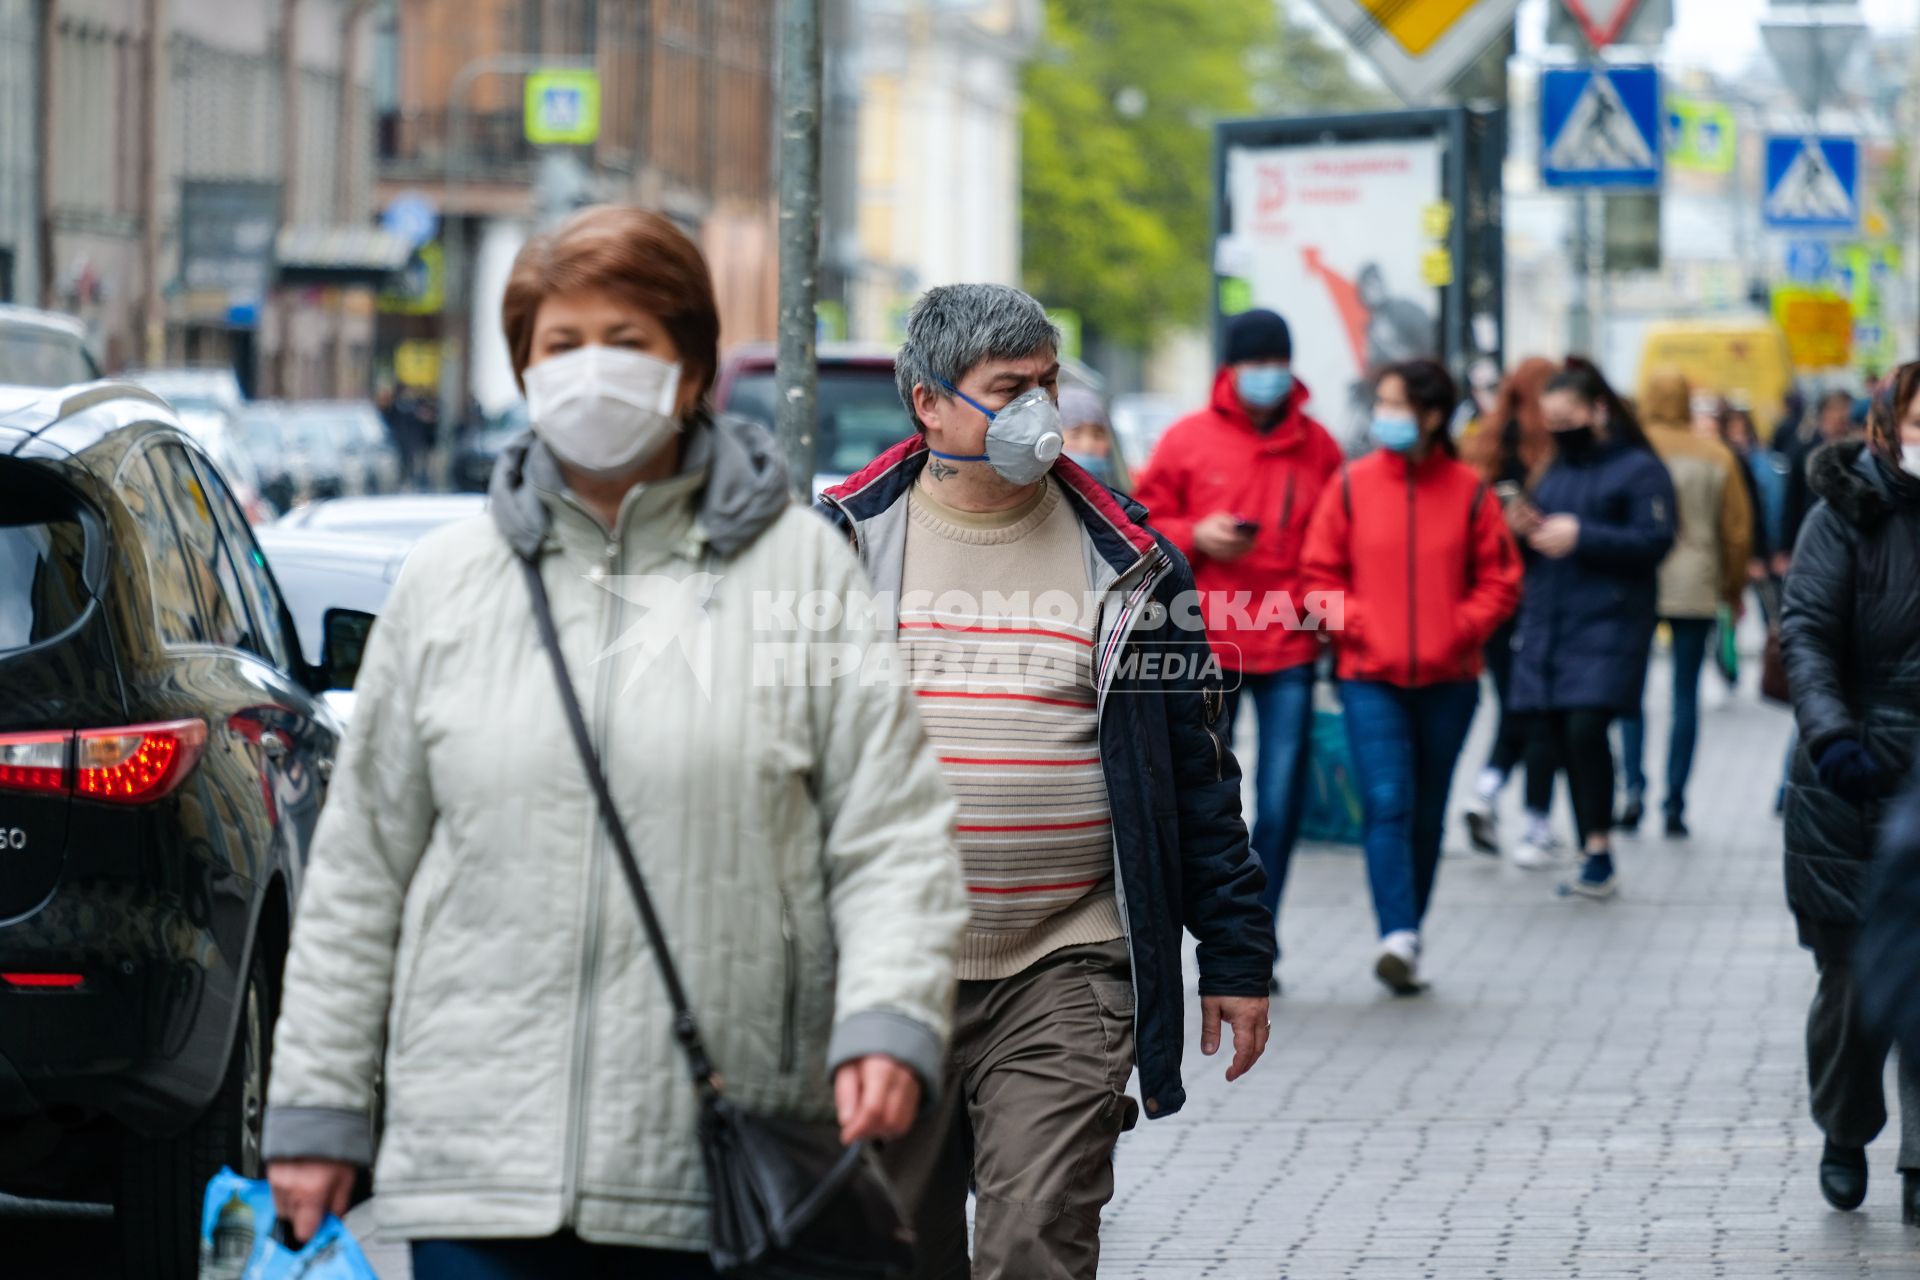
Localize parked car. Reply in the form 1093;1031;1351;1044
273;492;485;541
454;401;528;493
713;342;1107;490
276;400;402;496
0;305;100;388
252;528;416;726
174;407;273;525
235;404;350;513
0;381;353;1278
124;365;246;419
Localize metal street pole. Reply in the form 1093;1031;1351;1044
776;0;822;498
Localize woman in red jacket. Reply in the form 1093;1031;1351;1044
1303;360;1523;994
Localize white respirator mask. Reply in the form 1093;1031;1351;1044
523;344;685;477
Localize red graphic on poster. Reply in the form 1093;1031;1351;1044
1302;248;1369;371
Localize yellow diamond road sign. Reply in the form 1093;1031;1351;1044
525;70;601;146
1305;0;1525;102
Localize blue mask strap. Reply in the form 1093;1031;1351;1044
927;379;994;461
939;378;998;421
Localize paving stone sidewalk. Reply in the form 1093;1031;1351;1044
1099;664;1916;1277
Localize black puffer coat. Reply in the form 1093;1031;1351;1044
1780;440;1920;953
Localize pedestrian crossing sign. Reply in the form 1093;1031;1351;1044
525;70;601;146
1763;136;1858;232
1540;65;1661;189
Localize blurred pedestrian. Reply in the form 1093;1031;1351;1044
262;207;968;1277
820;283;1273;1278
1059;383;1131;492
1302;359;1521;993
1460;355;1564;864
1779;360;1920;1221
1721;402;1779;580
1615;369;1752;837
1133;308;1343;989
1779;389;1859;574
1505;359;1676;900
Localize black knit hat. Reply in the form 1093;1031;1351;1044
1223;308;1292;365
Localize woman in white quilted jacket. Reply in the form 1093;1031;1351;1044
261;206;966;1278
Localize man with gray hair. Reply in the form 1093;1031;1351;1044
817;282;1274;1276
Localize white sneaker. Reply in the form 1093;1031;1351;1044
1374;930;1423;995
1510;832;1557;870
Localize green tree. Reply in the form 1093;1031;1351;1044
1021;0;1389;350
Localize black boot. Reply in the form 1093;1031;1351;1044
1617;794;1644;831
1820;1140;1868;1211
1903;1170;1918;1227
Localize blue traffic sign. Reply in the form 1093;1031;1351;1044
381;192;440;249
1763;135;1859;232
1783;239;1833;285
1541;65;1662;189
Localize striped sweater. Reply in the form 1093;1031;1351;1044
901;478;1123;981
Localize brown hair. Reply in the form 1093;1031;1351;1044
1867;360;1920;463
1464;355;1557;482
501;205;719;399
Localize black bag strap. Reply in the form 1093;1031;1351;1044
518;555;721;1097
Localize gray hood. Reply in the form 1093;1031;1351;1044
489;410;793;561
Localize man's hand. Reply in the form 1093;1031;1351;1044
1200;995;1271;1082
1193;512;1256;563
1527;514;1580;559
267;1159;356;1245
834;1054;922;1146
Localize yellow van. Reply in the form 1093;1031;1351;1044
1636;319;1795;441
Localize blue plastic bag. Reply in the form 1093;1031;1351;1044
1298;707;1363;846
199;1167;378;1280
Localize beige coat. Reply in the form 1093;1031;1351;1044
1642;370;1754;619
264;419;966;1249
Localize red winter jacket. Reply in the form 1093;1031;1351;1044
1133;370;1343;674
1301;447;1523;687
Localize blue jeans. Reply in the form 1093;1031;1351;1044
1222;663;1316;954
412;1236;716;1279
1340;679;1481;939
1619;617;1714;818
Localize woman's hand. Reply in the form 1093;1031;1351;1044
268;1158;357;1245
1527;514;1580;559
833;1054;923;1145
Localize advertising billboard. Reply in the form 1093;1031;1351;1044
1218;137;1446;448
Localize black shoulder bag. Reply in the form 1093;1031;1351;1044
519;557;916;1279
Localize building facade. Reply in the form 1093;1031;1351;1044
30;0;381;394
373;0;778;419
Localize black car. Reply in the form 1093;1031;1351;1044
0;382;358;1278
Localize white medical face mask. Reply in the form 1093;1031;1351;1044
1902;442;1920;478
523;344;684;477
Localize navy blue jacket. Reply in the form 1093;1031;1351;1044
1859;766;1920;1061
1508;439;1676;714
816;440;1274;1120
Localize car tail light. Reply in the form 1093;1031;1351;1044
75;719;207;803
2;972;85;990
0;731;70;794
0;719;206;803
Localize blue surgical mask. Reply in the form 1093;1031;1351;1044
1235;365;1292;409
1371;414;1421;453
1066;450;1112;483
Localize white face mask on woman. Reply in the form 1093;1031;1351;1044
1903;442;1920;478
523;344;684;477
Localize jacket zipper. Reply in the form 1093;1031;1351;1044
1278;474;1296;545
559;534;623;1222
1202;688;1226;782
1405;465;1419;686
1094;547;1172;1085
778;891;799;1074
